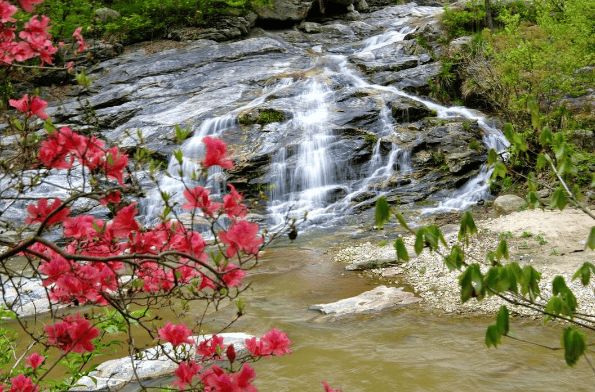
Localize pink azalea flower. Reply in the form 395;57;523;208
202;136;233;169
158;322;194;347
0;1;17;23
17;0;44;12
25;353;44;369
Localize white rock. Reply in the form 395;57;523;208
309;285;420;316
72;333;252;391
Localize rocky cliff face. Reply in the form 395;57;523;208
41;3;505;227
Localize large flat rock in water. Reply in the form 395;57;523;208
309;285;420;316
72;333;252;391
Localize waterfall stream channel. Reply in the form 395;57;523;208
26;2;593;391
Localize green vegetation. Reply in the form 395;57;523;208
435;0;594;191
35;0;263;43
239;109;286;126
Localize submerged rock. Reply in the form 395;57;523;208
309;285;420;316
73;333;252;391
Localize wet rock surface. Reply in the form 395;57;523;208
35;3;504;227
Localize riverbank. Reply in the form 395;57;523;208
334;208;594;319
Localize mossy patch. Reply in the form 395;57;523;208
238;109;286;126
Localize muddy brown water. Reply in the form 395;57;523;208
5;230;594;391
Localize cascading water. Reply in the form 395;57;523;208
136;3;508;228
268;79;337;226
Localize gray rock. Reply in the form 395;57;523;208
389;96;434;122
449;35;472;52
1;277;66;318
309;286;420;316
73;333;252;391
345;257;397;271
494;194;526;215
299;21;321;33
94;7;121;23
355;0;369;12
253;0;314;23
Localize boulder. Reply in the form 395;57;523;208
94;7;121;23
253;0;314;24
389;97;434;123
494;194;526;215
309;286;420;317
73;333;252;391
354;0;369;12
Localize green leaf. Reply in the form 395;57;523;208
44;119;56;134
587;227;595;250
496;305;509;335
520;266;541;300
485;324;502;348
539;126;552;146
572;262;595;286
562;327;586;366
444;245;464;271
394;238;409;263
173;149;184;165
526;191;539;208
503;123;514;140
395;212;411;231
487;148;498;165
458;211;477;243
375;196;390;228
459;264;484;303
492;162;507;179
414;229;425;255
550;187;568;210
495;239;509;260
424;225;445;251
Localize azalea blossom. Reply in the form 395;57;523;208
218;220;263;258
8;374;38;392
174;361;201;389
182;185;222;216
108;203;140;238
45;313;100;353
8;94;49;119
223;184;248;219
322;381;342;392
245;328;291;357
220;263;246;287
25;198;70;226
18;0;44;12
0;1;17;23
72;26;87;53
158;322;194;347
197;335;224;358
25;352;44;369
202;136;233;169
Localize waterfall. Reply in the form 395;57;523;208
268;80;337;226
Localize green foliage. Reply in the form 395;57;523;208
374;196;390;228
37;0;260;43
485;305;510;348
562;327;586;366
394;237;409;263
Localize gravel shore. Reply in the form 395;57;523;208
333;209;594;319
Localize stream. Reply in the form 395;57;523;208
8;2;593;390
